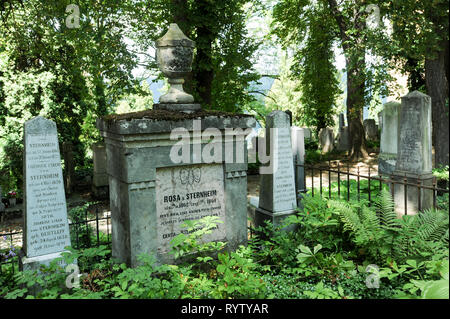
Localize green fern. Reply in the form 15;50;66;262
328;190;448;264
328;200;386;260
394;208;449;261
374;189;399;231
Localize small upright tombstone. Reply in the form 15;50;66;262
302;128;312;140
19;116;72;271
339;113;345;130
378;101;401;176
391;91;433;216
363;119;379;141
336;114;350;152
319;127;334;154
255;111;297;229
92;142;109;199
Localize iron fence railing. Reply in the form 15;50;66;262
295;161;449;213
2;162;448;274
0;206;111;275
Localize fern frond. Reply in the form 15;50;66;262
375;188;399;230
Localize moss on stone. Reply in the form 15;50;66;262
102;108;253;123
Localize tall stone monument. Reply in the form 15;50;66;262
19;116;72;271
391;91;433;216
255;111;297;229
97;23;255;267
378;101;401;176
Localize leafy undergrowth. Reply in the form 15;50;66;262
1;192;448;299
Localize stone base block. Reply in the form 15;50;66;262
378;154;397;177
254;207;298;232
19;250;73;272
390;172;434;217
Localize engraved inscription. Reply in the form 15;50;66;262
273;128;297;211
155;164;226;254
25;133;70;257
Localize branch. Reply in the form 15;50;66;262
248;90;277;103
327;0;350;48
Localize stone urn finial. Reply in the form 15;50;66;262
155;23;200;112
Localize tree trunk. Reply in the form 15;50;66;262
346;61;369;160
171;0;194;95
192;1;215;108
327;0;369;161
425;41;449;168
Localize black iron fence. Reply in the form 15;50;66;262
295;161;449;212
2;162;448;274
0;205;111;275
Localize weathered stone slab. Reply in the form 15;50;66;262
97;114;255;266
319;127;334;154
23;117;71;258
256;111;297;230
378;101;401;176
155;164;226;255
92;142;109;199
364;119;379;141
291;126;306;196
302;128;312;140
395;92;432;174
20;116;72;272
391;91;433;216
336;127;350;151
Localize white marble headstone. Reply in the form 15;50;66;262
23;117;71;258
259;111;297;213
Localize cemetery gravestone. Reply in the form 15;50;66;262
339;113;345;130
255;111;297;230
302;128;312;140
19;116;72;271
92;142;109;199
363;119;379;141
319;127;334;154
378;101;401;176
336;127;350;151
391;91;433;216
336;113;350;152
97;23;256;267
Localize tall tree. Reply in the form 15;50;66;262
272;0;386;160
128;0;260;112
327;0;369;160
370;0;449;167
0;0;138;190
